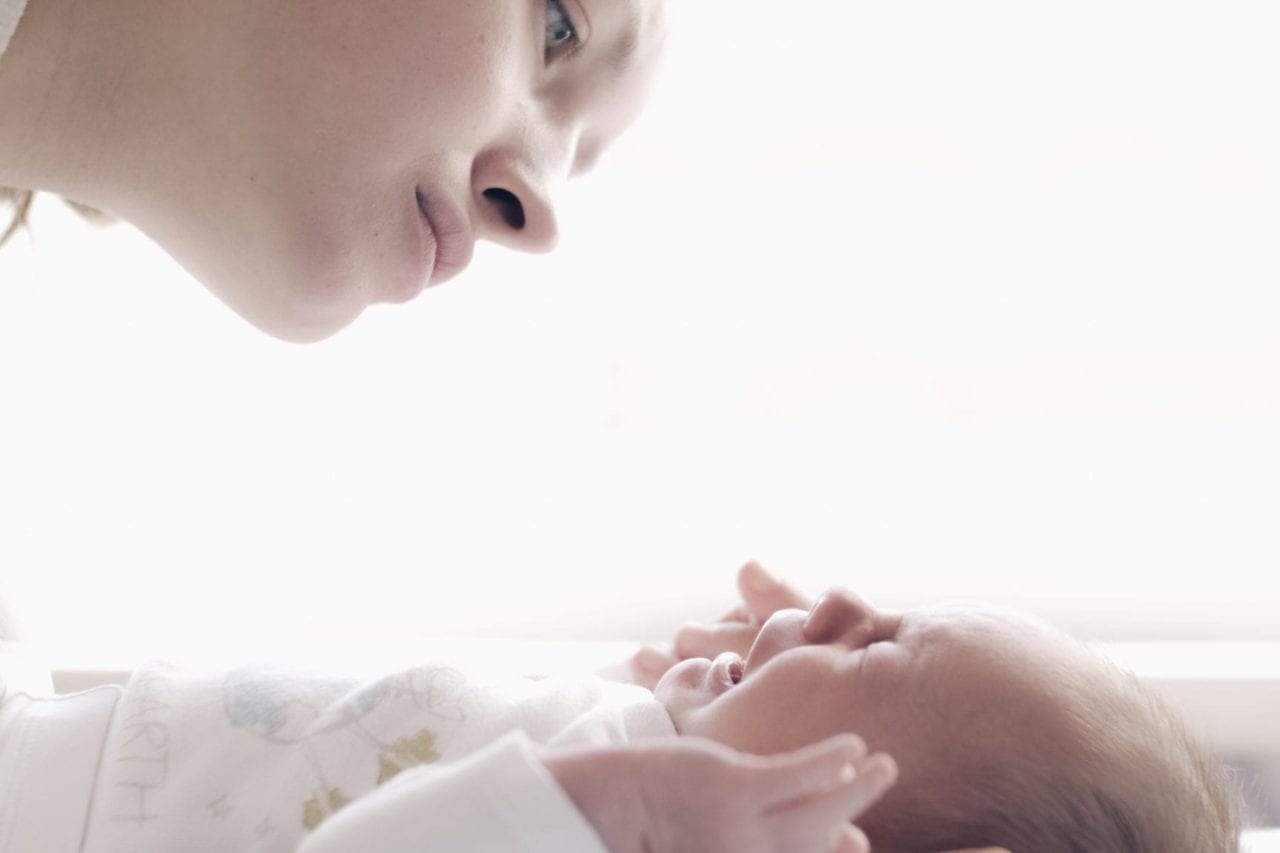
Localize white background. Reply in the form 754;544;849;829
1;0;1278;661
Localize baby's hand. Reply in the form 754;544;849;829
547;734;896;853
630;561;812;689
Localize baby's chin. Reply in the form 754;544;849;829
651;659;718;732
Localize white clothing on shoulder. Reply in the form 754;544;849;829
0;658;675;853
0;684;120;852
0;0;28;62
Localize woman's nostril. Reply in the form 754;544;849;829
483;188;526;230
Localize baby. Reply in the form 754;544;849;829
1;634;889;852
0;565;1237;853
644;563;1240;853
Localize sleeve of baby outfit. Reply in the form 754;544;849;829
296;730;611;853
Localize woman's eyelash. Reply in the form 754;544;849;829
545;0;582;58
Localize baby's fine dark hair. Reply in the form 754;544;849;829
860;660;1239;852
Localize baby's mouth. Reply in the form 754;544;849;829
711;652;745;693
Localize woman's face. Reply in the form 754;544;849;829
127;0;667;341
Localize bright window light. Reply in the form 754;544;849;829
1;0;1278;661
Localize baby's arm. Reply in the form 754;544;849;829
545;735;895;853
301;732;893;853
296;732;610;853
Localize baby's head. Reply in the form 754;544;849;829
655;588;1238;852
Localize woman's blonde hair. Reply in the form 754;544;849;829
1;187;114;248
0;186;34;248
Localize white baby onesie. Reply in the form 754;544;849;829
1;658;676;852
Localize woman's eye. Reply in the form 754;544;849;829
545;0;580;55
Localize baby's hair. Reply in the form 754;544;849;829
861;648;1240;852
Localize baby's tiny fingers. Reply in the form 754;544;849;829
841;754;897;818
630;645;677;689
633;644;675;671
737;560;813;622
831;824;870;853
769;754;895;852
673;621;758;660
777;752;895;822
753;734;869;807
716;602;751;623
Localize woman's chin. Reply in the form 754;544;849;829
202;274;368;343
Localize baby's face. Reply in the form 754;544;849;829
137;0;668;341
656;589;1095;799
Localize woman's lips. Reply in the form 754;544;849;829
416;189;474;287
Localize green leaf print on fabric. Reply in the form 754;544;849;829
216;665;465;835
376;728;442;785
301;788;352;832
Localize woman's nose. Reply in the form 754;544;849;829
471;151;561;255
803;588;879;646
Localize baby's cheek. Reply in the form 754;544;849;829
679;684;806;755
739;676;854;754
653;661;715;730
